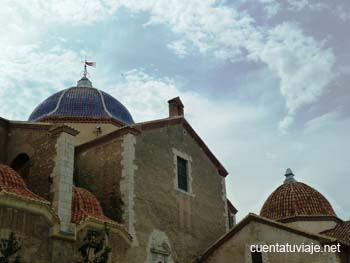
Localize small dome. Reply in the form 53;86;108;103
71;187;111;224
28;77;134;124
260;169;336;221
0;164;48;203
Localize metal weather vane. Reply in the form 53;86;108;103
82;57;96;78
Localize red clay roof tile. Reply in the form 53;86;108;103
0;164;48;203
71;187;112;224
260;181;336;220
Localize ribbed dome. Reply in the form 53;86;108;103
260;169;336;221
0;164;48;203
28;77;134;125
71;187;111;224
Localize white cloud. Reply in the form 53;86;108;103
5;0;119;26
0;1;336;132
0;45;81;120
335;5;350;22
247;23;335;132
105;69;265;125
287;0;327;11
116;1;335;131
167;40;188;58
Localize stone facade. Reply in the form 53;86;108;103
75;136;125;222
2;82;346;263
72;121;230;263
126;123;228;263
0;206;51;263
6;123;58;200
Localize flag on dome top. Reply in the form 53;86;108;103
85;61;96;67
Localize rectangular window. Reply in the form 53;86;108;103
251;251;263;263
177;156;188;192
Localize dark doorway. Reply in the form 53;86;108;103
10;153;31;180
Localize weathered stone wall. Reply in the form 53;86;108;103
0;205;51;263
0;118;8;163
73;228;130;263
204;220;342;263
6;126;58;200
75;138;124;222
126;124;228;263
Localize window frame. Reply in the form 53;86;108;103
172;148;193;195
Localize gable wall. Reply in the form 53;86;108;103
127;123;228;263
204;220;342;263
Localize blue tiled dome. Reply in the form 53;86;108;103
28;77;134;124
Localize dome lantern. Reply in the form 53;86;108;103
77;76;93;88
284;168;296;184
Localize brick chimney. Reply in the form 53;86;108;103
168;97;184;118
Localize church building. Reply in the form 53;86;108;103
0;71;349;263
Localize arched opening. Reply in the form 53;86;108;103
10;153;31;180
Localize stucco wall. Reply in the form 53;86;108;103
127;123;228;263
65;123;119;146
6;126;58;200
285;220;338;234
204;221;342;263
75;138;124;222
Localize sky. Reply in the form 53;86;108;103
0;0;349;221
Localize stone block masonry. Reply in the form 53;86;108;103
51;132;75;232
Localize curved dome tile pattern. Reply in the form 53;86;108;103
71;187;111;224
260;181;336;220
28;79;134;124
0;164;48;203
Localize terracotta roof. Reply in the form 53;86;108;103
260;181;336;221
0;164;48;203
198;213;338;262
71;187;112;224
322;221;350;246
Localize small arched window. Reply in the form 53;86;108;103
10;153;31;180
